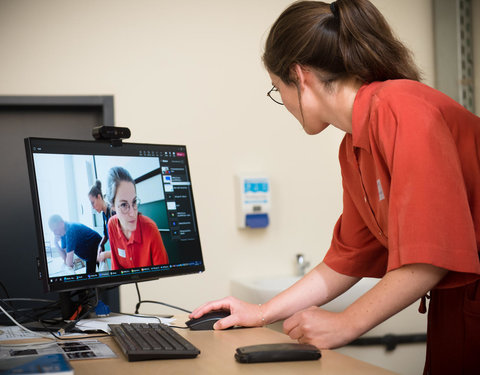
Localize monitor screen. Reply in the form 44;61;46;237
24;137;205;293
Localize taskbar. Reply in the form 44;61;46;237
48;261;203;284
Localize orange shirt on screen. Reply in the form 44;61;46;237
323;80;480;289
108;214;169;270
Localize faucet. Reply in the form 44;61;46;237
295;253;310;276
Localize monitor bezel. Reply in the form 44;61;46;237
24;137;205;293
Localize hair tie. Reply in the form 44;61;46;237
330;1;339;18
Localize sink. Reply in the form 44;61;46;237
231;275;301;305
231;275;379;312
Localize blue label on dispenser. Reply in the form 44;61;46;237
244;181;269;193
245;213;269;228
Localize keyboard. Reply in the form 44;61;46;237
109;322;200;361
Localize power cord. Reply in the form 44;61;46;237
0;304;56;341
0;297;61;329
0;302;109;345
134;282;192;314
57;288;100;336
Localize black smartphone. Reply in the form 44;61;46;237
235;343;321;363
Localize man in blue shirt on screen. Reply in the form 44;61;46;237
48;214;101;274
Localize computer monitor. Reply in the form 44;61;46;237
24;137;205;296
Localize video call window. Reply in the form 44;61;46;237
33;153;166;278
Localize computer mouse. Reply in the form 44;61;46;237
185;310;231;330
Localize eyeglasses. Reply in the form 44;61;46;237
267;85;284;105
116;198;141;214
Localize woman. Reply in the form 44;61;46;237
106;166;169;270
190;1;480;374
88;180;113;263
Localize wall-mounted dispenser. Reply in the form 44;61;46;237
235;174;270;229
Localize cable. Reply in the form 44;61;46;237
2;298;57;304
0;281;10;299
0;304;55;341
135;300;191;314
135;282;142;304
57;289;100;336
0;298;59;316
116;311;163;323
0;295;63;326
0;298;36;325
115;311;187;330
134;283;191;314
0;289;110;343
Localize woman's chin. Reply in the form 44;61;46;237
303;122;329;135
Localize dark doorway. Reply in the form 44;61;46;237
0;96;119;322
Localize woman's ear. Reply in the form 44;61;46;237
290;64;310;89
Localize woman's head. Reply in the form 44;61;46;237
106;167;138;236
106;167;135;206
263;0;421;87
88;180;105;213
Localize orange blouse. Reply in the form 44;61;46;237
108;214;169;270
324;80;480;289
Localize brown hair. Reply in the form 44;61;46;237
106;166;135;206
88;179;103;198
263;0;421;85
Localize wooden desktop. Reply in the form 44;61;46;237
69;323;398;375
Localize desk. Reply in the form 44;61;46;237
69;325;397;375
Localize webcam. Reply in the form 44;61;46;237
93;126;131;140
92;126;131;146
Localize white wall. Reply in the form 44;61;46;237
3;4;477;373
0;0;438;313
5;1;472;373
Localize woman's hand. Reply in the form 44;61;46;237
189;296;264;330
283;263;448;350
97;246;103;262
283;306;356;349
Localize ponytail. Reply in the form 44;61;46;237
337;0;421;82
263;0;421;85
89;180;103;198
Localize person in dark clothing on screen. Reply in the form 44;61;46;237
48;214;101;274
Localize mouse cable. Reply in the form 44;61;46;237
134;282;192;314
116;311;164;323
135;300;191;314
115;310;189;329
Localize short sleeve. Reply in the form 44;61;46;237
107;217;120;270
377;96;480;287
324;187;387;278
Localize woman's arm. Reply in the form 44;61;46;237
65;251;74;268
190;262;360;329
283;263;447;349
260;262;360;324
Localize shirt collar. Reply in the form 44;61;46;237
128;214;143;244
351;82;381;153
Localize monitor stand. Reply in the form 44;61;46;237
18;290;94;333
59;290;91;320
21;288;107;333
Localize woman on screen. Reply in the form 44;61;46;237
88;180;113;263
106;166;169;270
